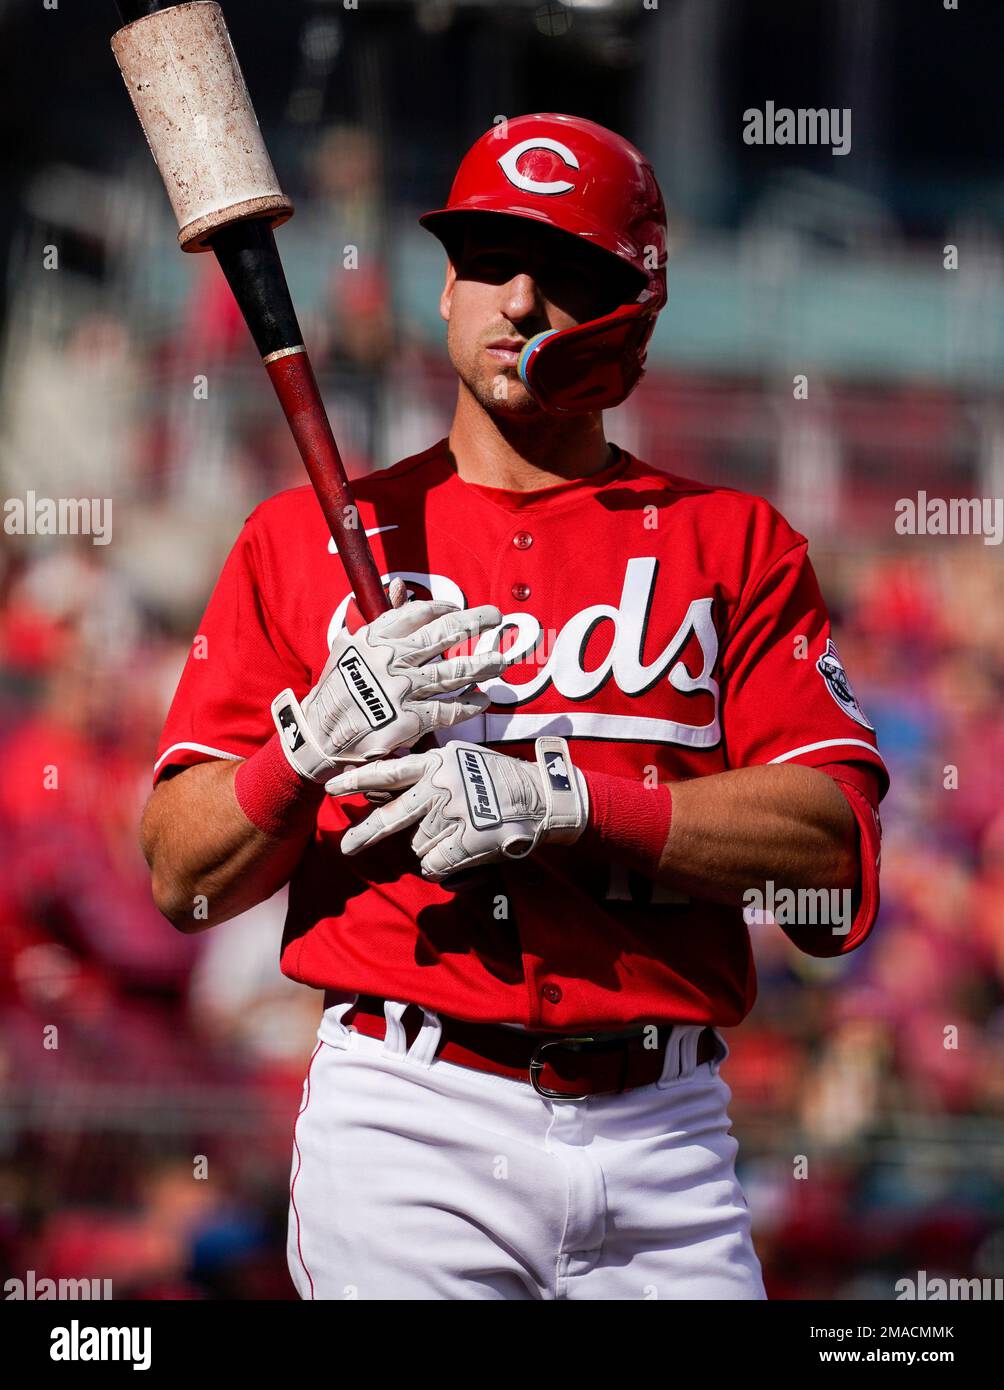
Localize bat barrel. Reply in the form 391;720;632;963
111;2;293;251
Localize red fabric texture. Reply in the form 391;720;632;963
233;733;326;839
579;769;672;878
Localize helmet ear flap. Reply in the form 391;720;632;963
517;305;656;414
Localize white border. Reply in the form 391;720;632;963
769;738;887;769
153;741;243;775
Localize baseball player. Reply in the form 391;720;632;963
142;114;887;1300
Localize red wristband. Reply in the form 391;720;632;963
578;769;672;878
233;733;326;838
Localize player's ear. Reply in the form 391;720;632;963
440;258;457;323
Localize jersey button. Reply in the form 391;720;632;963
512;531;533;550
511;582;531;601
542;983;562;1005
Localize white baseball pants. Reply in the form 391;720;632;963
287;996;766;1300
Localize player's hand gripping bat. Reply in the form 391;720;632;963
110;0;390;623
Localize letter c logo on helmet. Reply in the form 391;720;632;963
496;138;580;196
420;113;668;415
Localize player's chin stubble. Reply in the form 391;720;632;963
448;331;541;420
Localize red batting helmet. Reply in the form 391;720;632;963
420;113;668;414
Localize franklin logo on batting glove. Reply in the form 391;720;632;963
326;736;589;882
270;597;508;783
336;648;394;729
459;747;503;829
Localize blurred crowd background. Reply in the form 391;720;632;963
1;0;1002;1300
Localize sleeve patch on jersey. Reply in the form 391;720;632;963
816;639;874;730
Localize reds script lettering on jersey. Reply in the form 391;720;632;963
154;441;887;1030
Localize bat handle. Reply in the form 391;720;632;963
263;349;389;621
210;219;390;623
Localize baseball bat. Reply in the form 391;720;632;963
111;0;390;623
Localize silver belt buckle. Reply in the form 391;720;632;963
528;1035;600;1101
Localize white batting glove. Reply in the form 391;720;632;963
324;737;589;882
272;582;506;783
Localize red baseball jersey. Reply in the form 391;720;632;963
154;440;887;1030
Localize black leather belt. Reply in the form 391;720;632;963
339;994;720;1100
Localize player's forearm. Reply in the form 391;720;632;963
652;763;859;907
140;753;319;932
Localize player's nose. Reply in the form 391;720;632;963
500;271;543;322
